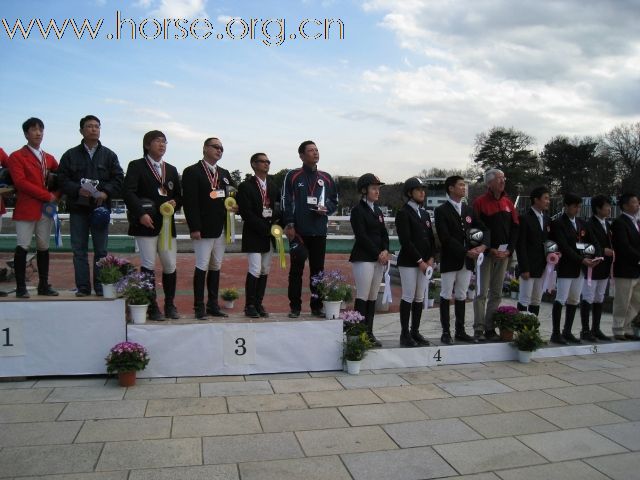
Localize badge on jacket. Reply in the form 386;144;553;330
465;216;472;224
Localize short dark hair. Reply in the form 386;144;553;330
22;117;44;133
298;140;316;155
142;130;166;156
529;186;549;203
619;192;638;208
250;152;267;165
444;175;464;195
563;193;582;206
203;137;219;146
591;194;611;215
80;115;100;129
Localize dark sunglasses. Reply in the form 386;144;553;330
254;159;271;164
206;144;224;152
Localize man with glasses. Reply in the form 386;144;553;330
236;153;281;318
182;137;237;319
282;140;338;317
58;115;124;297
472;168;520;341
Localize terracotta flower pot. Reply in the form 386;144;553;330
499;328;514;342
118;371;136;387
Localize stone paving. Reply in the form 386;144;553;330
0;348;639;479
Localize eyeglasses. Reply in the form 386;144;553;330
254;159;271;165
206;144;224;152
152;139;168;145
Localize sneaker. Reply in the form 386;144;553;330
592;330;611;341
311;308;324;317
164;304;180;320
16;289;30;299
580;330;596;342
38;284;59;296
455;331;477;343
75;290;90;298
244;305;260;318
484;329;499;341
288;310;300;318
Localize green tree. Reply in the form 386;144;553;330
230;169;243;186
472;127;540;197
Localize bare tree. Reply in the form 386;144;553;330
603;122;640;181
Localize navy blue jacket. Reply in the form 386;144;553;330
281;164;337;236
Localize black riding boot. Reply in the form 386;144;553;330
592;302;611;341
439;298;452;344
410;301;430;345
162;271;180;319
580;300;596;341
244;273;260;318
454;300;475;342
528;304;540;316
256;274;269;317
14;246;29;298
141;266;162;320
193;268;207;319
206;270;228;317
399;300;417;347
36;250;58;296
366;300;382;347
550;301;567;344
516;302;527;312
563;303;581;343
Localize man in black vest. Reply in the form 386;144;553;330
580;194;614;341
435;176;488;344
611;192;640;340
182;137;237;319
515;186;551;316
236;153;281;318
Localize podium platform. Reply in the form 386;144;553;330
1;296;639;378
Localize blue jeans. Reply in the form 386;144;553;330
70;211;108;294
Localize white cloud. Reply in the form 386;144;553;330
104;98;129;105
134;108;171;120
149;0;208;19
153;80;175;89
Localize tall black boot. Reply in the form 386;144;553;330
517;302;527;312
354;298;367;318
454;300;475;343
399;300;417;347
14;246;29;298
439;298;452;344
411;301;430;345
244;273;260;318
592;303;611;341
580;300;596;341
256;274;269;317
36;250;58;296
141;266;162;320
563;303;581;343
528;304;540;316
206;270;228;317
550;301;567;344
162;271;180;319
193;268;207;319
366;300;382;347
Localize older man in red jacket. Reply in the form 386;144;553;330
8;117;59;298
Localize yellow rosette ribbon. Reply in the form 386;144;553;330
159;202;174;251
271;224;287;269
224;197;237;244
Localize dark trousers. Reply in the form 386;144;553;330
70;211;108;294
288;235;326;311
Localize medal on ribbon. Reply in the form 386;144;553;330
224;196;237;244
42;202;63;247
270;224;287;269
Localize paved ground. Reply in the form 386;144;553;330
1;350;639;479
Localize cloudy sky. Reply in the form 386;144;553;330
1;0;639;182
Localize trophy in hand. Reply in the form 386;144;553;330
313;179;327;214
78;178;100;207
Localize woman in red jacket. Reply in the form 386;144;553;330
8;118;60;298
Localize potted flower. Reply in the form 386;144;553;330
116;271;154;324
493;305;520;341
512;326;545;363
427;282;438;308
341;310;367;339
343;332;374;374
509;278;520;299
96;255;132;298
106;341;150;387
220;288;239;309
515;312;540;332
311;270;352;319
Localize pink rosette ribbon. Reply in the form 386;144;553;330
541;252;560;293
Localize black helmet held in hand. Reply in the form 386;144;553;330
357;173;384;193
403;177;425;197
